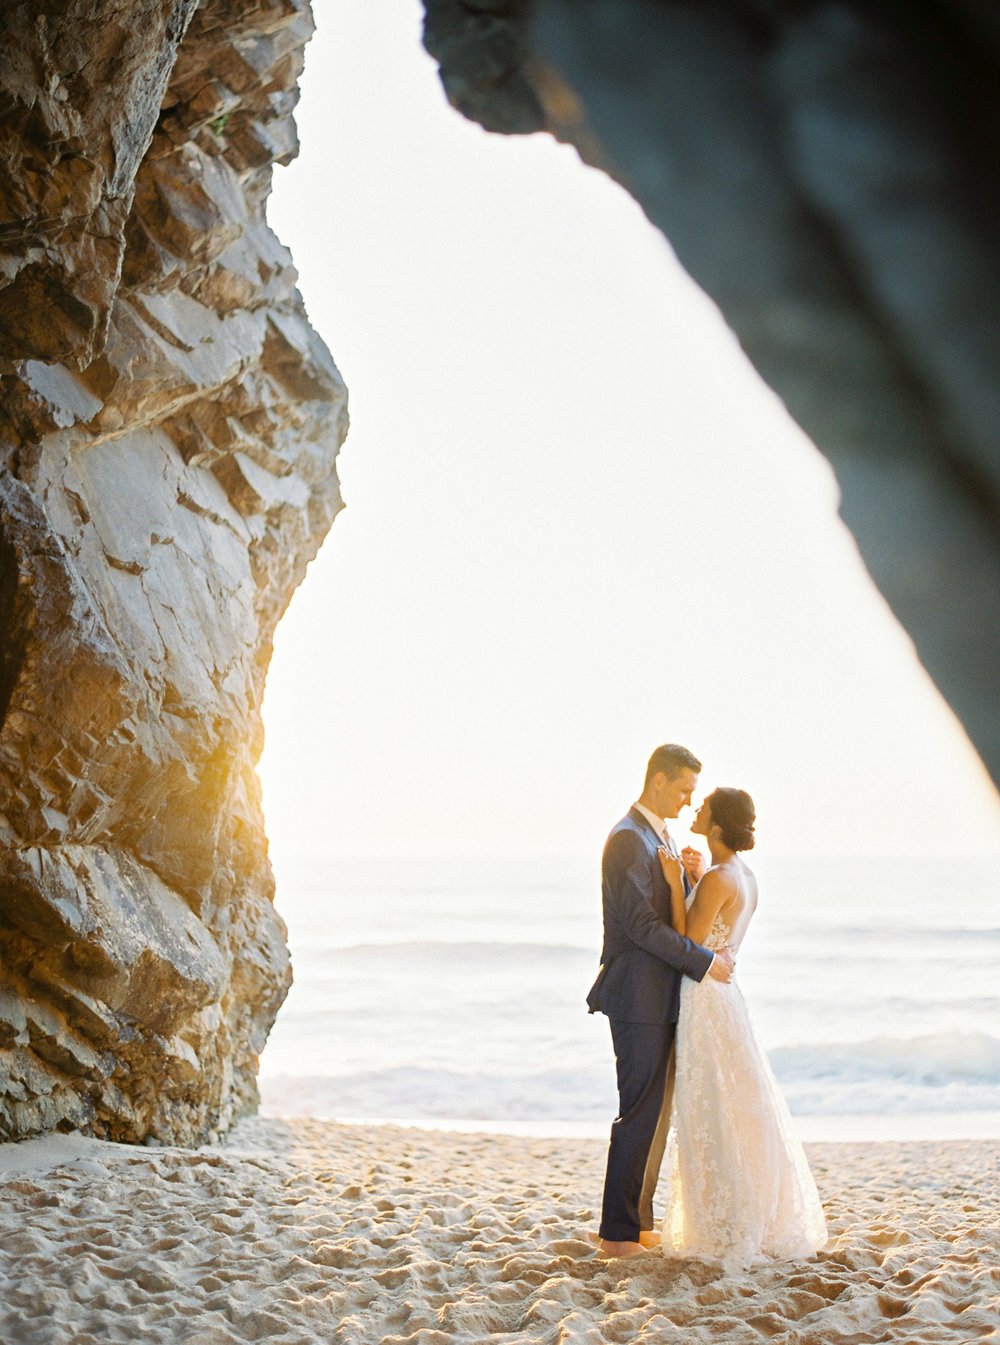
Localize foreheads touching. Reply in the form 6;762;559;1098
641;743;702;820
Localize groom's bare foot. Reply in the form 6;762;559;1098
597;1238;646;1258
638;1230;661;1248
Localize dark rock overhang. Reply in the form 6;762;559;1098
423;0;1000;790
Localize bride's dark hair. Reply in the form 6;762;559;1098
707;787;756;852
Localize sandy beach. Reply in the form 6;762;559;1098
0;1118;996;1344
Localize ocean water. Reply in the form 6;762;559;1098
258;854;1000;1139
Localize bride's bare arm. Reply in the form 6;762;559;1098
684;870;734;946
657;850;689;933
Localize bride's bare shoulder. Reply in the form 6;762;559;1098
702;864;741;904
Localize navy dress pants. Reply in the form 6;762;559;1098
599;1018;676;1243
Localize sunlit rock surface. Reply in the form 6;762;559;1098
423;0;1000;789
0;0;347;1142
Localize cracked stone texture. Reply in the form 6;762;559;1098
0;0;347;1143
423;0;1000;791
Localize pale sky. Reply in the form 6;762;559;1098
257;0;1000;861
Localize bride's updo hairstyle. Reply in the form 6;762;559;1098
707;787;756;852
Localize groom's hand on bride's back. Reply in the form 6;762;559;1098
708;947;736;982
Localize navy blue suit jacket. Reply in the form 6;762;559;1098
587;807;714;1024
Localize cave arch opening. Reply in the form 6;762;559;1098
252;1;1000;1137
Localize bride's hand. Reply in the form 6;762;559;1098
657;848;684;891
681;846;706;883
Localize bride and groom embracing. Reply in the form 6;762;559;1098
587;743;827;1265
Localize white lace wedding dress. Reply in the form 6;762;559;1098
661;904;828;1266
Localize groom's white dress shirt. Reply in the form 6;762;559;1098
634;802;680;858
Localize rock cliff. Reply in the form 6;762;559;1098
0;0;347;1143
423;0;1000;789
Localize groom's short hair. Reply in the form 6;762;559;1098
645;743;702;786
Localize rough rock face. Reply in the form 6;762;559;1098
423;0;1000;790
0;0;347;1142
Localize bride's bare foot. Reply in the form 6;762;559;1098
597;1238;646;1258
638;1230;661;1248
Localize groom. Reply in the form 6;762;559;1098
587;743;734;1257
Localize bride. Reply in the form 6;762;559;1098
657;788;827;1265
